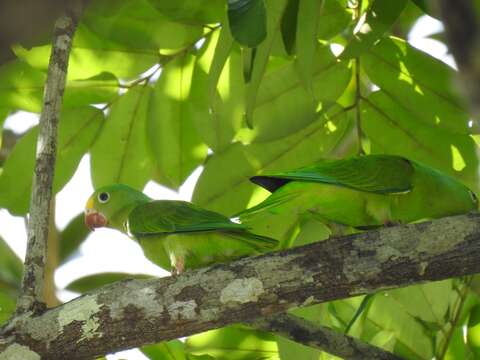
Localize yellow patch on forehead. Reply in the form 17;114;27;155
86;197;95;209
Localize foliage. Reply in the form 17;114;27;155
0;0;479;359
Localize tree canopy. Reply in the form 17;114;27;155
1;0;480;359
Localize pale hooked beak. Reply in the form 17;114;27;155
84;197;107;231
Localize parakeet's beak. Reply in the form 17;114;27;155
84;197;107;231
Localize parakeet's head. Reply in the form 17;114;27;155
85;184;150;231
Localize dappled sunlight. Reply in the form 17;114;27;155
451;145;467;171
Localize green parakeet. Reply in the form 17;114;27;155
85;184;278;273
239;154;478;228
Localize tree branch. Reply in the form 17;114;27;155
438;0;480;121
1;213;480;359
253;313;402;360
16;9;80;314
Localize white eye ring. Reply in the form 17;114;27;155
98;192;110;203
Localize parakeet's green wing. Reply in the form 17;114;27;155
128;200;246;236
252;155;415;194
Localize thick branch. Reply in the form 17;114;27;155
438;0;480;120
16;11;79;314
254;313;401;360
1;213;480;359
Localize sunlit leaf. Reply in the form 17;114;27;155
340;0;408;59
227;0;267;47
0;60;44;112
468;305;480;358
148;55;207;189
240;45;351;142
362;91;478;191
362;37;471;134
142;340;187;360
0;291;16;325
186;326;278;360
147;0;224;24
14;24;160;80
91;86;154;190
193;105;354;215
64;72;120;108
190;32;245;152
0;107;104;214
245;0;288;127
0;61;119;113
59;213;90;264
294;0;323;93
317;0;352;41
83;0;203;51
0;236;22;288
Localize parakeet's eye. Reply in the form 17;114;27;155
98;192;110;203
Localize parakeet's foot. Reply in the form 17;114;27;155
384;220;401;227
171;257;185;275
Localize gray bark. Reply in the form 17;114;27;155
16;9;79;315
255;313;402;360
1;213;479;359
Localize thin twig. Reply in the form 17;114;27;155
16;9;80;315
436;276;473;359
253;313;402;359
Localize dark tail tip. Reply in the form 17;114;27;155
250;176;291;192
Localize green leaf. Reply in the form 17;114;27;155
227;0;267;47
0;61;119;113
0;107;104;214
65;273;152;293
193;105;354;215
365;292;434;359
0;236;22;288
340;0;408;59
146;0;224;24
59;213;90;264
239;44;351;142
317;0;353;41
186;326;278;360
361;91;479;192
14;23;160;80
148;55;207;189
245;0;288;128
142;340;187;360
280;0;299;55
362;37;471;134
63;72;120;108
444;325;466;360
208;28;234;104
190;32;245;152
468;305;480;358
294;0;323;93
386;280;452;326
277;335;321;360
0;60;44;112
83;0;203;51
91;86;154;190
0;290;16;325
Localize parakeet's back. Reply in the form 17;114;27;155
240;155;477;228
127;200;278;272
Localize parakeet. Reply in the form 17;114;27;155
239;154;478;228
84;184;278;273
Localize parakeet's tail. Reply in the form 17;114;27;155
227;230;279;251
235;192;298;219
